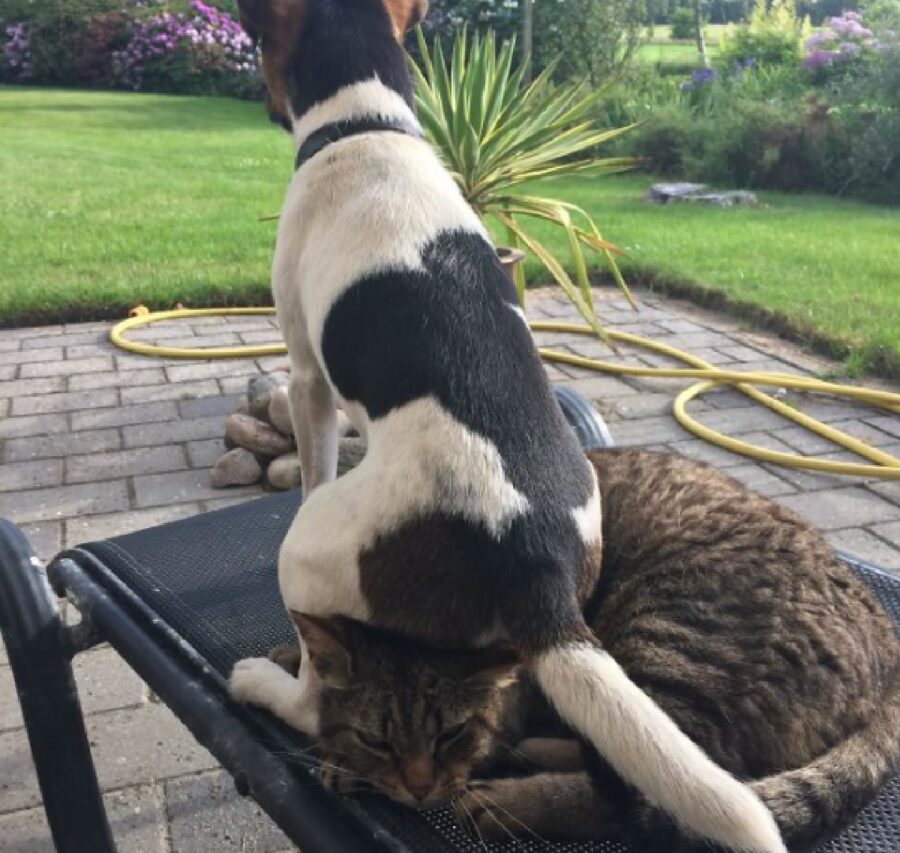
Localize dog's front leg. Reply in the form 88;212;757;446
289;362;339;495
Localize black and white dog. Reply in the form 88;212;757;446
227;1;784;850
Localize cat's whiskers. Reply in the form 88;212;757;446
468;785;547;846
451;793;489;851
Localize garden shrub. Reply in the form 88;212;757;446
0;0;260;97
718;0;807;67
670;8;695;39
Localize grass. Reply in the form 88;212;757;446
2;87;900;375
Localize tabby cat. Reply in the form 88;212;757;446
286;449;900;849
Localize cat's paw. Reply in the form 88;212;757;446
454;778;541;842
229;657;285;705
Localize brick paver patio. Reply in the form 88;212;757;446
1;288;899;850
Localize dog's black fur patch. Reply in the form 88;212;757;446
322;230;596;651
287;0;413;119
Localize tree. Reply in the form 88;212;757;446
533;0;644;86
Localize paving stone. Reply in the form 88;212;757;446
16;521;61;563
870;481;900;507
134;469;258;508
20;356;114;379
0;459;62;493
12;388;118;416
559;375;638;400
715;344;772;363
69;367;166;392
872;521;900;549
612;393;678;419
0;646;147;732
698;387;758;410
0;348;63;367
66;445;187;484
0;338;22;353
0;376;66;398
201;494;266;512
0;783;167;853
165;360;259;384
824;528;900;571
657;318;709;334
0;325;64;341
777;487;899;530
152;333;241;350
239;330;283;345
187;438;226;468
667;439;747;468
865;416;900;441
0;413;68;440
166;769;291;853
610;416;692;447
199;319;274;335
71;401;178;431
3;428;122;462
720;463;797;497
255;357;291;374
0;363;16;380
692;406;792;436
65;342;116;359
651;331;734;351
22;331;104;350
0;480;129;524
772;425;846;456
123;414;226;448
66;503;201;546
119;379;220;406
178;393;243;419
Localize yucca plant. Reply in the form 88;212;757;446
412;27;637;339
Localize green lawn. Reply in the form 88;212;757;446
2;87;900;375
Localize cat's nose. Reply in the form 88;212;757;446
407;780;434;802
402;757;436;802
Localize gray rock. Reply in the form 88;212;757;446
247;372;288;421
645;182;708;203
210;448;263;488
338;437;366;475
268;385;294;437
225;412;294;457
266;439;367;491
646;182;758;207
267;454;301;490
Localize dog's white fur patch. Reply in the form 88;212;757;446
279;395;531;618
572;465;602;546
533;643;787;853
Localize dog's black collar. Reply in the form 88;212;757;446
294;116;423;170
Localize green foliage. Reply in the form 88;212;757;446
0;0;123;83
670;8;695;39
718;0;806;66
411;27;636;335
533;0;644;86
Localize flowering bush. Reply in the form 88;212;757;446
2;22;32;81
803;11;876;72
718;0;809;67
111;1;261;96
0;0;260;97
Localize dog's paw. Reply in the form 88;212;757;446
454;778;540;842
229;656;284;705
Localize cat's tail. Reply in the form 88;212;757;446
751;667;900;846
531;638;786;853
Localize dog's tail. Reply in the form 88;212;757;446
751;668;900;846
530;637;786;853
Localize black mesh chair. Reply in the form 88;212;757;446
1;387;899;853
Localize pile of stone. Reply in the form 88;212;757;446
645;182;759;208
210;371;364;490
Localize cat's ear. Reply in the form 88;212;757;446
463;647;520;689
290;612;353;688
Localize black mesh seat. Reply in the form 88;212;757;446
55;494;900;853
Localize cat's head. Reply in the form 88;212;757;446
294;614;519;808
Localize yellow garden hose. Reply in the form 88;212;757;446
110;307;900;481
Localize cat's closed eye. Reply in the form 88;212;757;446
435;721;469;752
356;731;394;755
